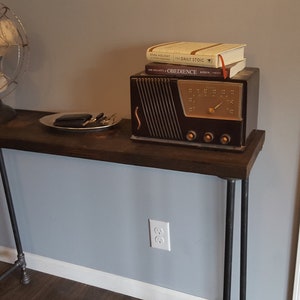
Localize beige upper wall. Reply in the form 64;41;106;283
5;1;299;119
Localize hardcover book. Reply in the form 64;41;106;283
146;41;246;68
145;59;246;79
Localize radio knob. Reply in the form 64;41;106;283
186;130;197;141
203;132;214;143
220;134;231;145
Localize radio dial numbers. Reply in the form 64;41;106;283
178;80;243;121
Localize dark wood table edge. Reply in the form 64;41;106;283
0;110;265;180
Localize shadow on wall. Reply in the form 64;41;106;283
288;152;300;300
68;44;148;119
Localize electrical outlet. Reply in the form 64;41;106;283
149;219;171;251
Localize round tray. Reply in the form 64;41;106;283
39;112;121;132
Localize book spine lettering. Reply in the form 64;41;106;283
146;51;216;67
173;54;216;67
146;52;174;63
145;64;225;78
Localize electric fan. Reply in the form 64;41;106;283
0;3;29;123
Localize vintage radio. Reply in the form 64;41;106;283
130;68;259;151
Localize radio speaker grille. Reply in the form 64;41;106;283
136;78;183;140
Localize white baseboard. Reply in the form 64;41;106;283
0;246;207;300
293;228;300;300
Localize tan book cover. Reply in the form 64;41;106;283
146;42;246;68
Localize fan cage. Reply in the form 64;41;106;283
0;3;29;98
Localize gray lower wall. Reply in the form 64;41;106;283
1;149;229;299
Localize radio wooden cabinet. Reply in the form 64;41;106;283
130;68;259;151
0;110;265;300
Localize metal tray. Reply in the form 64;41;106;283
39;112;121;132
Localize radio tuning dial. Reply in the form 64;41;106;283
186;130;197;141
220;134;231;145
203;132;214;143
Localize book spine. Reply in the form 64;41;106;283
145;63;226;78
146;51;217;67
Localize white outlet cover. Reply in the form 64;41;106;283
149;219;171;251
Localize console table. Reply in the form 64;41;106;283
0;109;265;300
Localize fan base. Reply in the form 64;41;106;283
0;100;16;124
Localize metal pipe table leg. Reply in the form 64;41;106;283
240;178;249;300
223;179;236;300
0;149;30;284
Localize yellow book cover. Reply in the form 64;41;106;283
146;42;246;68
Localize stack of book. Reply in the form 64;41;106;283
144;41;247;79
